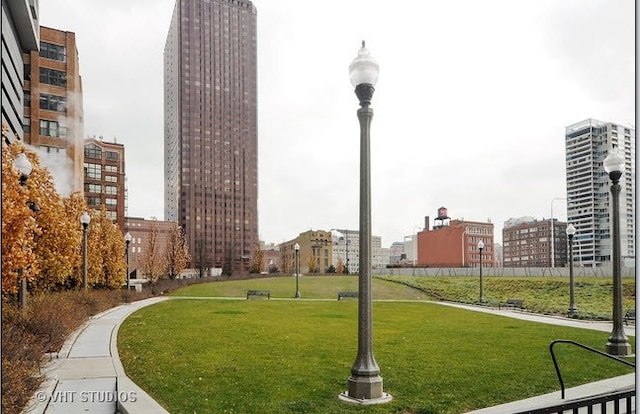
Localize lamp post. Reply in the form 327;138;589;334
14;153;33;308
125;232;132;289
294;243;300;298
80;212;91;291
477;240;485;303
566;224;577;317
340;41;391;405
603;149;630;356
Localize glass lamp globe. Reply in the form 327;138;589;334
349;41;379;87
603;148;624;174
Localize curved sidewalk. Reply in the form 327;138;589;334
23;297;170;414
23;297;635;414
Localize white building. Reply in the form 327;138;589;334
331;229;389;273
565;119;635;267
1;0;39;142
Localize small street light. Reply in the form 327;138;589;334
603;148;630;356
13;152;33;308
125;232;132;289
340;41;391;405
566;224;577;317
80;212;91;291
477;240;485;303
294;243;300;298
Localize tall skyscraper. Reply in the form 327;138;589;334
565;119;635;267
164;0;258;274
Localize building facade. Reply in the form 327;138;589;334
23;26;84;196
417;216;494;268
125;217;177;279
502;218;567;267
281;230;333;274
164;0;258;274
2;0;39;143
84;137;126;231
565;119;635;267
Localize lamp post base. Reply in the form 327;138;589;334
567;307;578;318
340;375;391;405
606;339;631;356
295;291;301;299
339;375;391;404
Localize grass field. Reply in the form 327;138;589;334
119;276;635;414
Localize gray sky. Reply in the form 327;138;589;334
39;0;635;247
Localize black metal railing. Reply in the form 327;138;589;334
513;388;635;414
549;339;635;399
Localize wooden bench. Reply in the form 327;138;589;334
499;298;524;310
246;290;270;299
337;291;358;300
624;308;635;325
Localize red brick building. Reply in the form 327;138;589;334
23;26;84;196
84;137;126;232
417;210;494;268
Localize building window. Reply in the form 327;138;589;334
85;183;101;193
24;91;30;107
85;145;102;159
107;211;117;220
105;185;118;195
105;198;117;206
105;151;119;160
24;64;31;81
40;68;67;87
39;119;66;137
87;196;101;207
40;41;67;62
105;175;117;182
105;165;118;172
39;94;67;112
23;117;30;133
84;163;101;179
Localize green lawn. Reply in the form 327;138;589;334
119;277;635;414
378;275;636;320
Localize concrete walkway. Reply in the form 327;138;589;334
23;297;170;414
22;297;635;414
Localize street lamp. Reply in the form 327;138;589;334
603;149;630;355
566;224;577;317
477;240;485;303
294;243;300;298
14;152;33;308
125;232;132;289
340;41;391;405
80;212;91;291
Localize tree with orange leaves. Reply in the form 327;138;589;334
2;139;41;295
86;205;126;289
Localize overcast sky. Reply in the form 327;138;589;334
39;0;635;247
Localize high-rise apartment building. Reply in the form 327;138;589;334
2;0;39;143
565;119;635;267
23;26;84;196
164;0;258;274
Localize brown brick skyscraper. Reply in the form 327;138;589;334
164;0;258;275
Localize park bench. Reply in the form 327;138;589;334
623;308;635;325
499;298;524;310
246;290;270;299
337;291;358;300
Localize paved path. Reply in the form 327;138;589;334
22;296;635;414
23;297;169;414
